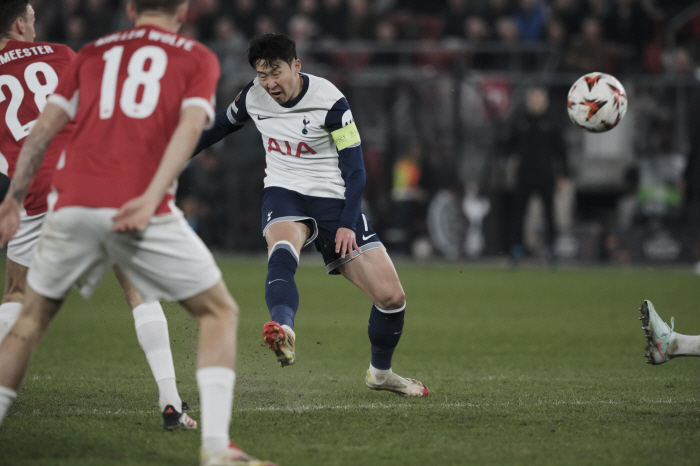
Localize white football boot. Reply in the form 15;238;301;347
639;300;676;365
365;370;429;397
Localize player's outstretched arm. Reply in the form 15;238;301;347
0;103;69;247
112;106;209;232
192;110;244;157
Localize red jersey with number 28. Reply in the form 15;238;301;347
48;25;220;215
0;41;76;215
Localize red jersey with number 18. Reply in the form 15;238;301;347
0;41;76;215
48;25;220;215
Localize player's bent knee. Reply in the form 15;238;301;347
376;290;406;312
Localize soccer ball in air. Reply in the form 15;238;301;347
567;72;627;133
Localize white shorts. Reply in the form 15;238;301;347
7;212;45;267
27;207;222;302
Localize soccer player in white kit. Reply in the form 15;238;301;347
0;0;196;431
195;34;428;397
0;1;275;465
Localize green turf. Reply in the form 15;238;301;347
1;257;699;465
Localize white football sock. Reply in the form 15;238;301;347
670;333;700;357
197;367;235;455
132;302;181;412
0;302;22;343
0;386;17;425
369;364;392;384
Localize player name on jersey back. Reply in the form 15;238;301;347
95;28;195;51
0;45;56;65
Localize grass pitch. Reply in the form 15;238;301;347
1;257;699;465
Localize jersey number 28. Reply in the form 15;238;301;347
0;62;59;141
100;45;167;120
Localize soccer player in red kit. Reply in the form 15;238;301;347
0;0;196;431
0;1;275;465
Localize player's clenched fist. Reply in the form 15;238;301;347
0;198;21;247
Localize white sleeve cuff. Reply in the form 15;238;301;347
47;91;79;119
182;97;215;129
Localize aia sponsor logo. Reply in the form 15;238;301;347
267;138;317;157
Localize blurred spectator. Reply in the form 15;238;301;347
64;16;88;51
84;0;114;41
267;0;295;35
586;0;609;18
298;0;323;24
441;0;478;39
544;17;568;71
289;14;318;62
545;17;567;45
602;0;655;71
492;17;520;70
346;0;380;41
232;0;260;39
550;0;584;37
484;0;515;32
563;16;610;73
318;0;347;40
255;16;279;37
371;19;401;66
209;17;248;81
684;74;700;237
193;0;221;42
46;0;83;43
178;150;228;248
464;16;493;69
507;87;568;262
603;0;655;47
514;0;546;41
387;144;427;253
496;16;519;43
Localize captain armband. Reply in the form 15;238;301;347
331;122;361;151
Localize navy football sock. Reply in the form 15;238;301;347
368;304;405;370
265;241;300;329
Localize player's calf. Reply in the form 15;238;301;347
265;241;300;329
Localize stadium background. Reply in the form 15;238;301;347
27;0;700;264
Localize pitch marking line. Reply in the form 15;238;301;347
8;398;698;418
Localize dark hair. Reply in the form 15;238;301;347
0;0;29;37
247;33;297;69
131;0;187;14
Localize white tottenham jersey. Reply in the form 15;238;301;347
225;73;358;199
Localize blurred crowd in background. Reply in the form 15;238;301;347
27;0;700;265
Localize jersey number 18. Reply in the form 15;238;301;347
100;45;167;120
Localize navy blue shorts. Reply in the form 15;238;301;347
262;187;384;274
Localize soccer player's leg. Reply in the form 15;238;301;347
262;221;308;367
0;259;27;343
110;215;275;465
640;300;700;364
0;286;63;424
113;265;195;431
182;281;275;466
339;248;429;397
0;212;45;343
